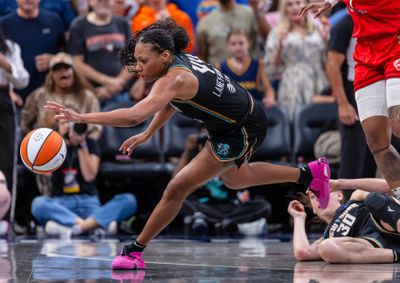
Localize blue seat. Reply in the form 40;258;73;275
292;103;338;162
99;101;163;177
162;112;200;159
162;113;201;174
251;106;291;162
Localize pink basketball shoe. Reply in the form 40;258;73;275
111;244;146;270
308;157;330;209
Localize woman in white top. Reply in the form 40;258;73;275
0;27;29;235
264;0;332;122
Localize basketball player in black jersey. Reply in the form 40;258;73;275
45;19;331;270
288;178;400;264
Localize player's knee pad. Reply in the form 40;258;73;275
355;80;387;122
386;78;400;109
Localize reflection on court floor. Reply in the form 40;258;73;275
0;238;399;282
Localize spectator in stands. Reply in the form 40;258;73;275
0;0;76;30
0;27;29;203
326;15;376;191
195;0;250;21
263;0;280;29
0;171;11;237
21;53;101;140
132;0;195;54
196;0;269;65
264;0;331;121
21;53;100;197
0;0;65;100
112;0;140;23
68;0;133;106
71;0;90;16
217;28;275;107
31;119;137;237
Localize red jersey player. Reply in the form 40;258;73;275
300;0;400;199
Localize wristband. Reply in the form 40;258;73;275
326;0;339;6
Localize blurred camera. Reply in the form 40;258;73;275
63;123;88;141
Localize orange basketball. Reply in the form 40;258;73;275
20;128;67;174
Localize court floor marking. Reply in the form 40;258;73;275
40;252;397;273
41;252;269;269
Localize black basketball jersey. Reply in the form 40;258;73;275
323;200;374;239
169;54;252;132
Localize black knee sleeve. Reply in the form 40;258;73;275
365;192;400;231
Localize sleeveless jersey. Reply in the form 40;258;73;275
323;200;375;239
219;59;263;101
169;53;252;132
342;0;400;38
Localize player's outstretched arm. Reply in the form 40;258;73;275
45;72;179;127
120;105;176;156
330;178;390;193
299;0;336;19
288;201;323;261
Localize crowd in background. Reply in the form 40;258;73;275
0;0;375;237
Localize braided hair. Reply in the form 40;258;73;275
119;18;189;72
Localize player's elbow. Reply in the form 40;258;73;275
294;249;312;261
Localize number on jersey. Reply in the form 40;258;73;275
186;54;215;74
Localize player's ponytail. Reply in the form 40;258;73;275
119;18;189;71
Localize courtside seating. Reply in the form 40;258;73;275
251;106;291;162
99;101;163;177
162;112;200;174
292;103;338;162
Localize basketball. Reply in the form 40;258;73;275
20;128;67;174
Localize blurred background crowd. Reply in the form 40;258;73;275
0;0;385;239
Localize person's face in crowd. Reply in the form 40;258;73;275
148;0;167;10
16;0;39;14
51;64;74;92
307;189;343;223
133;42;172;82
112;0;126;16
90;0;114;18
227;33;250;60
284;0;303;22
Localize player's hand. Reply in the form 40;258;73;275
119;132;150;156
44;101;82;123
288;200;307;219
299;1;332;18
338;102;359;126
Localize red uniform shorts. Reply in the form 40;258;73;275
354;34;400;91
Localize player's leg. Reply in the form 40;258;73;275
220;158;330;208
111;145;231;270
318;237;396;264
356;81;400;193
